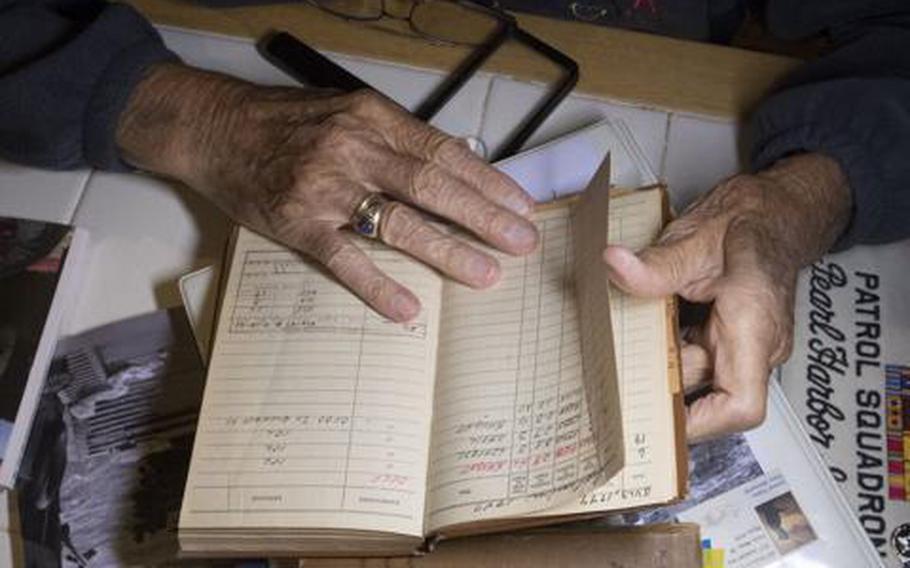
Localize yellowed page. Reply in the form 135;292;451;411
571;156;624;483
545;188;678;515
425;203;620;532
179;227;441;538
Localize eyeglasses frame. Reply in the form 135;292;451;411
258;0;578;161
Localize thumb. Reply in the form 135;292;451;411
603;238;703;298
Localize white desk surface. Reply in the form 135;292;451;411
0;25;742;335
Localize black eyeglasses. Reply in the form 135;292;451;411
261;0;578;160
310;0;506;46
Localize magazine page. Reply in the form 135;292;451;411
678;470;816;567
612;383;880;568
780;239;910;568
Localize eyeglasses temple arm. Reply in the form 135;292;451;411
257;31;374;92
413;19;512;122
490;27;579;161
256;27;578;163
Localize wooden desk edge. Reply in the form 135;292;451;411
129;0;800;120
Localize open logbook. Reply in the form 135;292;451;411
178;159;686;557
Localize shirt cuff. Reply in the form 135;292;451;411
81;5;180;171
750;78;910;250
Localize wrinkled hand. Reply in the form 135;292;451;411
116;63;538;321
604;153;851;442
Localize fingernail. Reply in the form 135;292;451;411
604;246;636;269
504;222;538;251
390;291;420;322
504;194;534;217
603;247;638;287
469;256;500;287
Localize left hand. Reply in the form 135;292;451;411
603;153;851;442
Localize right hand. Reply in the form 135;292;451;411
116;63;539;322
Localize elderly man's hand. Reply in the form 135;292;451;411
604;153;851;442
116;63;538;322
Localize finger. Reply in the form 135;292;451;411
680;342;712;393
379;201;501;288
685;315;773;443
408;131;535;217
603;200;729;300
344;91;535;217
686;380;768;444
372;152;538;255
302;227;421;322
602;241;695;298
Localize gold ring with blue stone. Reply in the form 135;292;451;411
350;193;391;239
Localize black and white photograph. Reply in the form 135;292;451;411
15;309;212;567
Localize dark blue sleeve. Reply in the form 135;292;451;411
0;1;178;171
750;0;910;248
